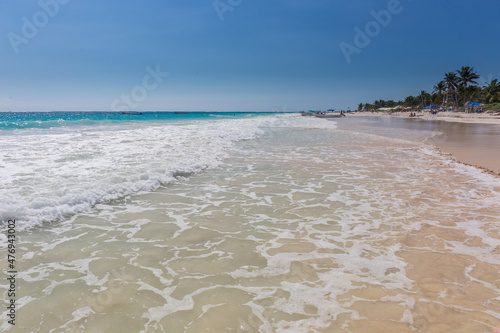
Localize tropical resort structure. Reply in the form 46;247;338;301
442;88;459;111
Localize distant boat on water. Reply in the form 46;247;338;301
314;112;342;118
301;110;344;118
121;111;143;115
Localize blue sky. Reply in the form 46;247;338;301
0;0;499;111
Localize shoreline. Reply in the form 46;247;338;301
349;110;500;125
341;113;500;175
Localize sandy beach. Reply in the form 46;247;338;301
346;112;500;175
351;111;500;125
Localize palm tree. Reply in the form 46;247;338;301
404;95;417;107
419;90;428;107
433;81;445;96
483;79;500;104
456;66;480;105
444;72;459;90
433;81;446;104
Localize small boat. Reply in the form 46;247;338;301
304;109;344;118
314;113;342;118
121;111;143;115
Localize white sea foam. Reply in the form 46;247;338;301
1;115;321;229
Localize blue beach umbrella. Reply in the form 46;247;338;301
426;105;439;109
467;102;481;106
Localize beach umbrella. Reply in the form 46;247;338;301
426;105;439;109
327;109;335;112
467;102;481;106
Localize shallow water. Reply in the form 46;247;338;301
1;114;499;332
338;115;500;173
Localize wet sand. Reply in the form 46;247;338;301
339;115;500;175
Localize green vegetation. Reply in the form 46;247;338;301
358;66;500;111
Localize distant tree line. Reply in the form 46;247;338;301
358;66;500;110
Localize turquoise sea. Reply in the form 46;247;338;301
0;111;280;131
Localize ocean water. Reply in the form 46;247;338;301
0;111;268;131
1;113;499;332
